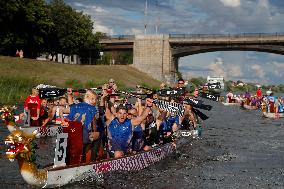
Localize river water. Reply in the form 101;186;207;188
0;99;284;188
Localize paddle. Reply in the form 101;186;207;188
39;87;101;99
183;98;212;111
137;85;220;102
192;108;209;120
199;91;220;102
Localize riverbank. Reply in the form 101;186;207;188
1;56;160;104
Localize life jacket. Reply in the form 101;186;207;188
278;103;284;113
28;103;40;126
268;96;276;113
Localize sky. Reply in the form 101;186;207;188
64;0;284;84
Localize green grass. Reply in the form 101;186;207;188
0;56;160;104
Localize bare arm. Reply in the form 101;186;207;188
105;101;115;125
131;98;153;126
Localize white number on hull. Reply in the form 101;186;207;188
53;133;68;168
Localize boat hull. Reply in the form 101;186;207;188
44;143;175;188
262;112;284;118
222;102;240;106
243;104;258;110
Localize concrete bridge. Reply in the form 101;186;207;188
100;33;284;83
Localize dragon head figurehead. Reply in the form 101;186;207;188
5;129;38;162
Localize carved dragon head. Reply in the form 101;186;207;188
5;129;38;162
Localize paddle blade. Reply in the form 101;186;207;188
156;88;185;97
154;100;184;116
199;92;220;102
192;108;209;120
183;98;203;106
39;88;66;99
183;97;212;111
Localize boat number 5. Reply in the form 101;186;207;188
54;133;68;167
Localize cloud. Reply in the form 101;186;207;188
220;0;241;7
271;61;284;77
250;64;265;78
227;65;243;77
93;21;114;35
125;28;144;35
208;62;226;78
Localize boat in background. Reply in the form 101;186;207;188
3;107;62;137
262;112;284;118
242;104;259;110
222;102;240;106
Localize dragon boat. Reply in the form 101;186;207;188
3;109;180;188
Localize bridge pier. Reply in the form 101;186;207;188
132;35;177;84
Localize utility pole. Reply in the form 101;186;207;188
144;0;148;35
155;0;160;34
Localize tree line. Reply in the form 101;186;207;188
0;0;103;64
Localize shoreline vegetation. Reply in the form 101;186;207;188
1;55;283;104
1;56;160;104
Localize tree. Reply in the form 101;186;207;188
0;0;52;57
47;0;99;63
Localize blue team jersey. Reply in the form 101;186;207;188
278;103;284;113
160;115;179;132
108;118;133;152
68;102;97;144
132;124;143;151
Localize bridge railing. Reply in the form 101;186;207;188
100;35;135;40
169;33;284;39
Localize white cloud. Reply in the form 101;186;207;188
227;65;243;77
220;0;240;7
271;61;284;77
125;28;144;35
208;61;226;78
251;64;265;78
93;21;114;35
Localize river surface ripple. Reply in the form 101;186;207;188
0;100;284;189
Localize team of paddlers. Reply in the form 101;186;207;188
225;87;284;113
22;78;204;163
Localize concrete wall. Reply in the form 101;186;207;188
133;34;176;84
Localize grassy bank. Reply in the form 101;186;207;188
0;56;160;104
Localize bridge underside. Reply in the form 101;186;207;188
171;44;284;57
